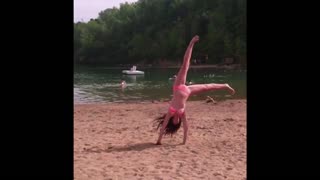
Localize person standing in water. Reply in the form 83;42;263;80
155;35;235;145
120;79;127;89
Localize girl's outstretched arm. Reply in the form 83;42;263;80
156;112;171;145
181;113;189;145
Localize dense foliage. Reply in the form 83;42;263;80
74;0;246;66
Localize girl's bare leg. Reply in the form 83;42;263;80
188;83;235;96
174;35;199;86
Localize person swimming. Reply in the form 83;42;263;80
120;79;127;89
169;75;177;81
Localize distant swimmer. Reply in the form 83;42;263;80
120;79;127;89
169;75;177;81
186;80;193;85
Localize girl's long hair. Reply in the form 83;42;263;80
154;113;181;136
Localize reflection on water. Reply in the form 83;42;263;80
74;66;246;104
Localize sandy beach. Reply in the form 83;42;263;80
74;99;246;180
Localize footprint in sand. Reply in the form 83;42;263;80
150;170;158;173
121;127;128;131
236;160;243;167
155;165;171;170
162;170;170;173
226;167;233;171
223;118;234;122
154;176;163;180
201;168;207;173
210;148;219;154
191;150;198;154
178;162;184;168
213;173;225;180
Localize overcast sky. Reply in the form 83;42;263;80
74;0;138;22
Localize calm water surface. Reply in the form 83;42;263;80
74;66;246;104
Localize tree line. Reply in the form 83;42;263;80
74;0;246;66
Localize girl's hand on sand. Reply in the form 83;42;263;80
156;141;162;145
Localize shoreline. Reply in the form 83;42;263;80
75;64;247;70
74;98;246;105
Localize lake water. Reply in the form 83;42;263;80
74;66;246;104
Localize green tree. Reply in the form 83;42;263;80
74;0;246;67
